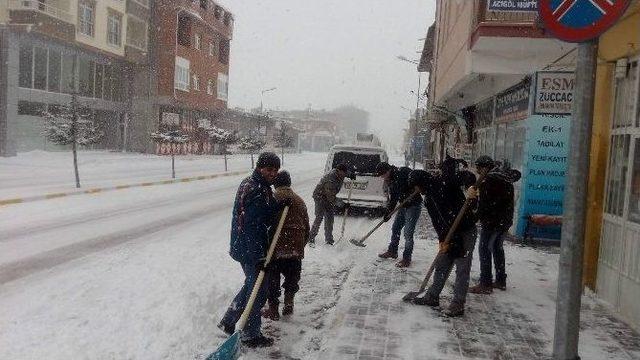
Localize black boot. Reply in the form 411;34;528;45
413;294;439;307
282;293;295;315
242;334;274;348
217;321;235;336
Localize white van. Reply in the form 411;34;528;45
324;144;389;214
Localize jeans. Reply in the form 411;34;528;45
309;199;335;243
387;202;422;261
426;226;477;305
266;258;302;305
221;262;268;340
478;227;507;286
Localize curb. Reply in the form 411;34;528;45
0;170;249;207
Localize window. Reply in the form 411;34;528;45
78;57;95;97
192;74;200;91
194;34;202;50
48;49;61;92
629;140;640;223
217;73;228;100
19;45;33;88
95;64;103;99
332;152;381;175
200;0;208;10
174;56;190;91
61;53;76;93
209;41;216;57
126;17;147;50
78;1;95;37
207;79;214;95
107;11;123;46
605;135;631;217
219;39;230;65
214;6;222;19
33;47;48;90
224;13;232;26
177;15;191;46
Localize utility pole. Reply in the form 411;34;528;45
413;74;421;169
552;40;597;360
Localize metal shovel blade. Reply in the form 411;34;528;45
402;291;423;302
349;238;366;247
206;331;241;360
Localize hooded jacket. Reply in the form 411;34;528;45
476;168;522;231
273;186;310;259
386;166;423;212
230;170;281;264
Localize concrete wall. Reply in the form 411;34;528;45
432;0;475;104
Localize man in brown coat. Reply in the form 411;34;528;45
262;170;310;321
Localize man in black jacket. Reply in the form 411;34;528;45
410;156;478;317
376;162;423;267
469;156;521;294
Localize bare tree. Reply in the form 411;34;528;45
42;93;103;188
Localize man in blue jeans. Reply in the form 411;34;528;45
377;162;423;268
469;156;521;294
218;152;283;348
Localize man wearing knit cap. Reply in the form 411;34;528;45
218;152;283;348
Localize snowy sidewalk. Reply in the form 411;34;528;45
317;216;640;360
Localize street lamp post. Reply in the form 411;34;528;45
260;87;277;114
397;55;422;169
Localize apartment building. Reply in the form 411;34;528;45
0;0;153;155
152;0;233;155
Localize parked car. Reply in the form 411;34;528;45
324;144;389;216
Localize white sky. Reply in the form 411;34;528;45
216;0;436;149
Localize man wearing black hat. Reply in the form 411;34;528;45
469;156;521;294
376;162;423;267
309;163;350;245
218;152;282;348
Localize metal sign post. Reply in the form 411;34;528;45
537;1;631;359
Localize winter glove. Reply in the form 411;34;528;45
255;259;273;273
279;198;293;208
465;186;479;200
438;242;449;254
383;210;393;222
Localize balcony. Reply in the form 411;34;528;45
8;0;73;23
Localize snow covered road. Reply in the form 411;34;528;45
0;152;387;359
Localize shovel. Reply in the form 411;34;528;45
337;182;354;243
402;174;486;302
207;206;290;360
349;190;420;247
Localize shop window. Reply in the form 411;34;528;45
78;57;95;97
48;49;61;93
605;134;631;217
33;47;48;90
112;70;124;101
95;64;103;99
61;53;76;93
629;140;640;223
19;45;33;88
177;15;192;47
103;65;113;101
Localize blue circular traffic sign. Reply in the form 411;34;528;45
539;0;632;42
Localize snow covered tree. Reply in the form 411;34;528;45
150;130;188;179
274;123;294;166
41;93;103;188
206;125;237;171
239;134;265;169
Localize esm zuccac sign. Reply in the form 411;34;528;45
534;72;575;115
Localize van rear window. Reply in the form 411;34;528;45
332;151;381;175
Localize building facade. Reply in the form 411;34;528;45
583;0;640;332
152;0;232;155
0;0;234;157
0;0;153;156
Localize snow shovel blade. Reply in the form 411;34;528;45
206;331;241;360
349;238;366;247
402;291;423;302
